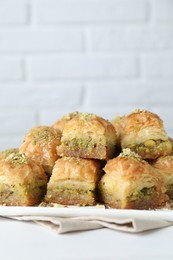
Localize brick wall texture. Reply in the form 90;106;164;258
0;0;173;149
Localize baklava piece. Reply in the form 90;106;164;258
52;111;80;133
151;155;173;199
99;149;168;209
45;157;102;206
0;152;47;206
111;115;126;146
57;112;117;160
169;137;173;153
0;148;19;160
121;109;172;159
20;126;61;176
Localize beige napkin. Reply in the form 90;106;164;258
7;215;173;234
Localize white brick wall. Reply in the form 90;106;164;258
153;0;173;21
0;2;29;25
0;30;83;52
0;83;83;108
0;0;173;150
37;0;148;23
31;56;138;79
0;58;23;80
142;54;173;77
90;27;173;50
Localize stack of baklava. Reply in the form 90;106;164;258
0;109;173;210
46;112;117;206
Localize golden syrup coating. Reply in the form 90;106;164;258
0;152;47;206
52;111;80;133
45;157;102;206
99;153;168;209
121;109;172;159
20;126;61;175
57;112;117;160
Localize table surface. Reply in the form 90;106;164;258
1;217;173;260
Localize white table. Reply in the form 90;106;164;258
1;218;173;260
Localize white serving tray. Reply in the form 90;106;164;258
0;206;173;221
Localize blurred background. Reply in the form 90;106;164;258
0;0;173;149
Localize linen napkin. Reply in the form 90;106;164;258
7;215;173;234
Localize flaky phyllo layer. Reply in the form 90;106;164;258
0;152;47;206
121;110;172;159
57;112;117;160
98;150;168;209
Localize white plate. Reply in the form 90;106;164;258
0;206;173;221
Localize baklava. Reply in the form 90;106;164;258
121;109;172;159
57;112;117;160
111;115;126;146
0;148;19;160
20;126;61;176
45;157;102;206
151;155;173;199
0;152;47;206
169;137;173;153
99;149;168;209
52;111;80;133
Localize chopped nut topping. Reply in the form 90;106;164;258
62;111;80;120
30;127;60;146
6;153;28;167
131;108;148;114
0;148;19;160
79;112;97;121
39;202;66;208
119;148;142;161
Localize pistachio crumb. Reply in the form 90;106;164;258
62;111;79;120
6;153;28;167
131;108;148;114
79;112;97;121
31;127;60;146
39;202;66;208
0;148;19;159
119;148;142;161
96;204;106;208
